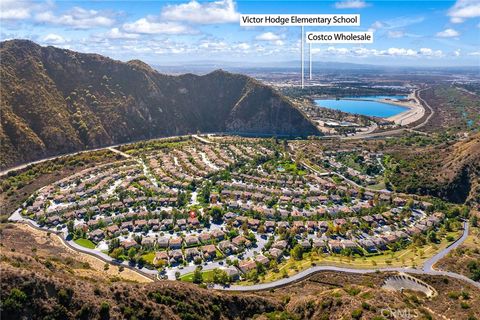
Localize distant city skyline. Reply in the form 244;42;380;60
1;0;479;67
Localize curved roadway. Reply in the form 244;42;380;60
11;215;478;291
215;222;479;291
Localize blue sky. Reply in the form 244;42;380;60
1;0;479;66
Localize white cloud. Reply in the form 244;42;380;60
104;28;139;39
387;30;404;38
468;51;480;56
41;33;66;45
123;18;195;34
419;48;444;57
255;32;285;46
0;0;32;20
436;28;460;37
448;0;480;23
198;40;229;51
334;0;368;9
312;46;443;58
35;7;115;29
255;32;281;41
235;43;250;50
454;49;461;56
161;0;239;24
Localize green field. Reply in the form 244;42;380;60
180;269;216;282
74;238;96;249
141;252;156;265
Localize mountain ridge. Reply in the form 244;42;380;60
0;39;320;169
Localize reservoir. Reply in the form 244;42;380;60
314;95;408;118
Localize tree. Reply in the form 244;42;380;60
99;302;110;320
290;244;304;261
110;247;124;260
193;267;203;284
210;206;224;224
127;247;137;262
472;215;478;228
427;231;438;243
67;220;74;235
212;268;230;285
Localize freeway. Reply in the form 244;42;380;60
215;222;480;291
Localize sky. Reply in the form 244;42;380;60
1;0;479;67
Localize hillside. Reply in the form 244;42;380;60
384;133;480;204
0;40;319;169
1;223;479;320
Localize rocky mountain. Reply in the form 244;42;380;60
0;40;319;169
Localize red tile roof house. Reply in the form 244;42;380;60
157;236;169;248
134;219;148;232
328;240;343;253
255;255;270;266
200;244;217;260
121;239;137;250
169;237;183;249
223;267;240;280
293;221;305;233
176;219;187;230
212;229;225;241
333;219;347;227
185;248;201;262
199;232;212;244
217;240;238;255
141;236;156;248
312;238;328;252
268;248;283;260
232;236;251;248
300;239;312;250
272;240;288;250
341;240;358;251
393;197;407;206
247;218;260;230
168;249;183;263
239;260;257;273
187;217;200;228
185;235;200;247
264;221;276;232
306;221;318;233
106;224;120;237
153;251;169;265
88;229;104;243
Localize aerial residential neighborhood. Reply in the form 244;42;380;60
12;136;453;284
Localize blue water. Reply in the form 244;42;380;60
346;95;407;100
315;95;408;118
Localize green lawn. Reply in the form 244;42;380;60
74;238;96;249
180;269;216;282
141;252;156;265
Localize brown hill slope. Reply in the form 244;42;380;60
0;40;319;169
385;133;480;204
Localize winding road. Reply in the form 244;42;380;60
215;222;479;291
10;212;478;291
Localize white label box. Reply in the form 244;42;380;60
306;31;373;43
240;14;360;26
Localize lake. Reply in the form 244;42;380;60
315;95;408;118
